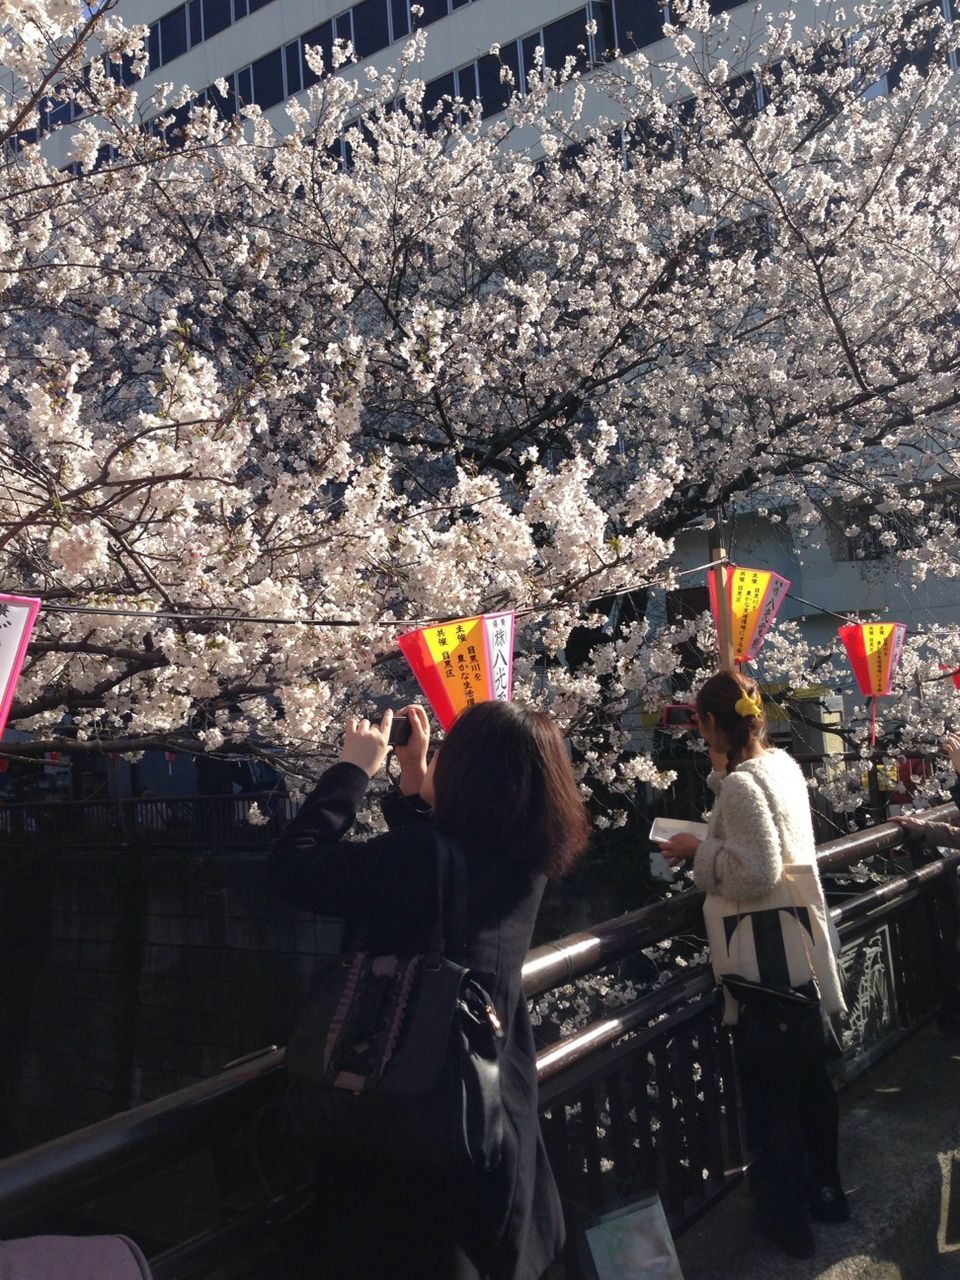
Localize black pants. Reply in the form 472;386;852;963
733;1031;840;1224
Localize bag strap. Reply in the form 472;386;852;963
425;830;469;967
733;761;819;990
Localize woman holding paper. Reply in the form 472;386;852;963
663;670;847;1261
269;699;590;1280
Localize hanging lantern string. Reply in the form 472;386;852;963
5;564;945;649
5;557;729;631
784;591;856;625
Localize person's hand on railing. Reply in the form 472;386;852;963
889;813;930;858
890;815;924;832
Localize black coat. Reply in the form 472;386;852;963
267;762;564;1280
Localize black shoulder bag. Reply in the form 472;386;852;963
723;974;842;1066
282;831;505;1173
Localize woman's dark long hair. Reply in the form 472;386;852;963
695;669;772;772
431;701;590;877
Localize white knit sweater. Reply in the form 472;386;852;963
693;749;819;902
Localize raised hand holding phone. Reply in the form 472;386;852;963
392;703;432;797
341;711;394;778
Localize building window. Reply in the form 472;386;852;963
206;79;236;118
235;64;254;107
718;70;761;118
335;11;354;42
476;43;521;117
391;0;411;38
613;0;666;49
158;6;189;65
202;0;231;39
543;9;591;74
353;0;391;58
285;41;303;95
252;47;284;109
423;70;456;124
591;1;616;57
456;61;478;102
416;0;450;24
887;1;946;88
148;22;161;71
188;0;203;45
301;22;333;87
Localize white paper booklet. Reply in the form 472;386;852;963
649;817;708;845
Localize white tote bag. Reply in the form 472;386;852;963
702;862;845;1024
584;1193;684;1280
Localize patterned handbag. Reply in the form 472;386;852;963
282;832;505;1173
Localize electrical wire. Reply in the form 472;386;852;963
7;558;954;665
6;557;730;630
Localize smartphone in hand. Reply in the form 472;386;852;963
388;714;411;746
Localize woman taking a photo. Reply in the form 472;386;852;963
664;670;847;1261
268;699;590;1280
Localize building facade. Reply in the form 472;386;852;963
38;0;751;166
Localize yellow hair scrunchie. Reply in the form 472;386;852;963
734;691;763;719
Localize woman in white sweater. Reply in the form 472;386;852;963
664;670;847;1261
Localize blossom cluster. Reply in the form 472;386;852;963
1;0;958;815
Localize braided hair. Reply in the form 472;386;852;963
695;670;772;772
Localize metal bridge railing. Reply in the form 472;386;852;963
0;792;296;851
0;809;957;1278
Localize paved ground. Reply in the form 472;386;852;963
930;1258;960;1277
674;1022;960;1280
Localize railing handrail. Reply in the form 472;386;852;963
522;804;957;996
0;1048;284;1236
0;791;288;813
1;806;955;1237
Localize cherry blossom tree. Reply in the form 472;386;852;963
1;0;959;809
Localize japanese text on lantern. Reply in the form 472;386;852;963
709;566;791;664
397;612;515;730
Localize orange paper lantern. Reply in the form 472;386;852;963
398;612;515;731
708;566;791;663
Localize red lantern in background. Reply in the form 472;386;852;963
838;622;907;746
0;757;9;774
48;751;60;763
